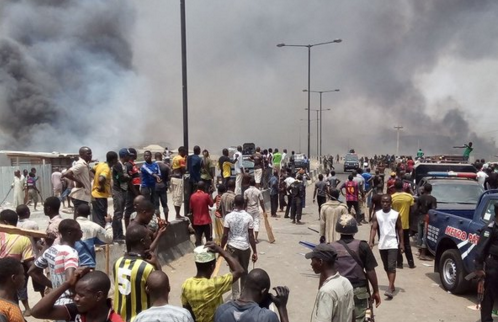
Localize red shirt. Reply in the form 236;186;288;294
190;190;214;225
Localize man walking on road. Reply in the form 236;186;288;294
340;175;363;220
320;189;349;243
234;146;244;195
220;180;236;218
221;195;257;300
307;244;355;322
369;194;404;299
62;146;93;216
252;147;264;189
244;179;265;243
332;214;381;321
391;180;415;269
313;174;328;218
289;175;305;224
269;170;279;217
190;181;214;246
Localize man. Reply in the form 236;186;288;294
340;175;362;220
289;150;296;174
75;204;113;268
128;200;167;252
476;163;488;188
289;175;305;224
361;168;373;221
353;169;366;223
372;170;384;195
124;148;141;228
327;170;340;190
454;141;473;161
332;214;381;322
369;194;404;298
215;269;290;322
252;147;264;189
29;219;81;306
155;152;170;221
0;209;35;316
416;183;437;260
416;148;424;159
181;242;244;322
190;181;214;246
273;148;282;175
306;244;355;322
114;225;158;322
91;151;118;227
51;167;63;198
187;145;202;199
386;172;397;195
62;146;93;215
11;170;24;208
218;148;233;186
320;189;349;243
60;170;73;209
135;271;193;322
262;149;272;189
31;268;124;322
26;172;40;211
44;196;64;244
0;258;25;322
269;170;279;217
222;195;258;299
474;206;498;322
313;174;328;218
244;178;266;242
234;146;244;195
164;147;171;164
141;150;161;206
171;146;187;219
113;149;131;242
391;180;415;269
200;149;215;193
220;179;236;218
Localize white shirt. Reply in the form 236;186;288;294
51;171;62;191
69;158;92;202
234;151;243;174
376;209;400;250
311;272;354;322
477;171;488;187
284;177;296;188
224;210;254;250
135;304;194;322
76;217;113;243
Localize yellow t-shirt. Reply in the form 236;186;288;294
92;162;111;198
392;192;414;230
172;155;186;170
0;233;34;262
181;273;233;322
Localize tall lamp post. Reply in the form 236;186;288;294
394;125;403;156
180;0;189;216
303;89;340;163
277;39;342;159
305;108;331;159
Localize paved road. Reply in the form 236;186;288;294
24;166;485;321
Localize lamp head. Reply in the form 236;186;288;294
276;43;285;47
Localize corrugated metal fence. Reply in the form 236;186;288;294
0;165;53;208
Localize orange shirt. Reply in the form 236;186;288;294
0;299;24;322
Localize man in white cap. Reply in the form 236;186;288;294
181;242;244;322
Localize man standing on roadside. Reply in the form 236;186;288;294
252;147;264;189
51;167;63;198
307;244;355;322
273;149;282;175
190;181;214;246
112;149;131;243
320;189;349;244
416;183;437;260
171;146;187;219
62;146;92;216
244;179;265;243
200;149;215;194
11;170;24;208
188;146;203;196
140;150;161;206
313;174;328;218
154;152;170;222
91;151;118;227
220;180;236;218
218;149;233;186
124;148;141;228
234;146;244;195
222;195;257;300
269;170;279;217
369;194;404;299
215;269;290;322
391;180;415;269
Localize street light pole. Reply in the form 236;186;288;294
394;125;403;156
180;0;189;216
303;89;340;163
305;108;331;160
277;39;342;159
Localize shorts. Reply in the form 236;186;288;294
171;177;184;207
380;249;398;273
254;169;263;183
248;209;260;232
28;189;38;203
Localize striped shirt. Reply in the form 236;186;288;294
113;256;155;322
34;245;79;303
181;273;233;322
134;304;194;322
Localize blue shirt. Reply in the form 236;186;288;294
188;154;202;183
362;172;373;191
269;175;278;196
141;162;160;188
75;238;104;268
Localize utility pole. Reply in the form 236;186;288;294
394;125;403;156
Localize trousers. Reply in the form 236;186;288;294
481;257;498;322
112;188;126;240
270;194;278;216
291;196;302;221
397;229;415;267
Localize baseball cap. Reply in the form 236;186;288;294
305;244;337;262
128;148;137;156
194;245;216;263
119;148;130;158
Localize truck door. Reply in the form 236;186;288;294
465;199;498;267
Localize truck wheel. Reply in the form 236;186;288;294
439;249;470;294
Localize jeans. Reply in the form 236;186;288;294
347;201;361;219
155;188;168;219
279;192;287;211
270;194;278;216
112;188;126;240
92;198;107;228
397;229;415;267
227;245;251;299
417;218;426;249
317;195;326;217
291;197;302;221
285;195;293;218
193;224;212;246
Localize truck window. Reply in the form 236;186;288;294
482;200;498;223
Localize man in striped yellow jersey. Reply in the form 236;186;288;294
113;225;159;322
181;242;244;322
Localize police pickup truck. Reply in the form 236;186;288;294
426;189;498;294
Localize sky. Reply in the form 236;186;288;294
1;0;498;160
